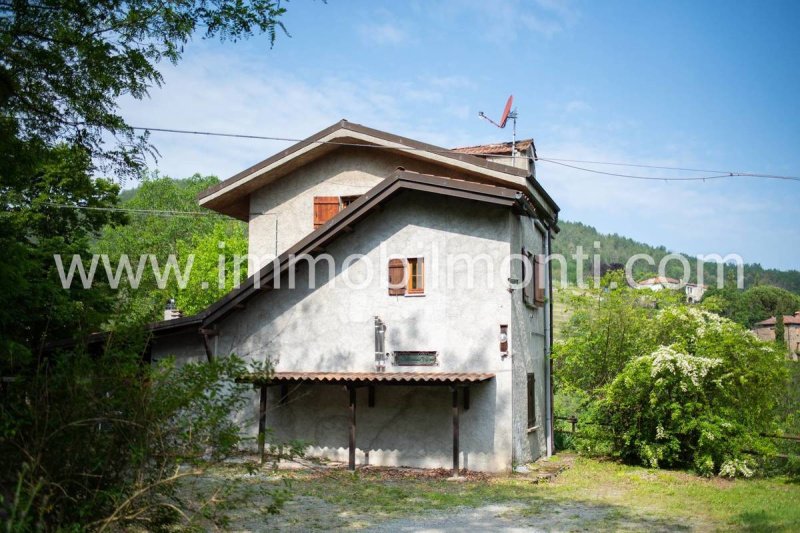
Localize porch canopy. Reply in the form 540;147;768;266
239;371;495;475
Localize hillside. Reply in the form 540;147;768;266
551;221;800;294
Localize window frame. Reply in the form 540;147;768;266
406;257;425;296
527;372;537;430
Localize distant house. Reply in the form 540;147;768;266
637;276;680;290
636;276;707;303
684;283;707;303
146;121;560;473
752;312;800;359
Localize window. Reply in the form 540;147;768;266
387;257;424;296
522;248;545;307
527;373;537;429
313;195;362;229
408;258;424;294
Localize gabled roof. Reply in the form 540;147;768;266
151;169;537;334
451;139;535;157
755;312;800;327
197;120;551;221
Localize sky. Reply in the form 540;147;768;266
118;0;800;270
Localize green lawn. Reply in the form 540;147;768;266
279;456;800;531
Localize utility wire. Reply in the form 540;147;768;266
45;203;222;217
132;125;800;183
537;159;800;182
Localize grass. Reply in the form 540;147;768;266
276;456;800;531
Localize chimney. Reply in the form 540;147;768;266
164;298;183;321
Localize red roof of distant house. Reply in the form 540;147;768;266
451;139;534;156
638;276;680;286
755;312;800;327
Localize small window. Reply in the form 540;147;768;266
527;373;536;429
408;258;424;294
340;195;360;208
387;257;424;296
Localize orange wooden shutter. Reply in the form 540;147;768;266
388;258;406;295
313;196;340;229
534;254;546;304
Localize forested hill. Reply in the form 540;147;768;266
551;221;800;294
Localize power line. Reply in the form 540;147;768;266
131;125;800;183
536;159;800;182
45;203;222;217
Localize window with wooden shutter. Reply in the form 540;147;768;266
527;373;537;429
522;248;535;306
388;258;406;295
534;254;546;305
313;196;341;229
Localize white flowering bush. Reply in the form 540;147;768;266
558;277;788;477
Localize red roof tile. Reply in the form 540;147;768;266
451;139;533;156
755;313;800;326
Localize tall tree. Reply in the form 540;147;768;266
775;312;786;348
0;142;124;362
0;0;290;176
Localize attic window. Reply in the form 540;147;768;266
313;195;362;229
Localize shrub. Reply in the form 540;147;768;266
557;278;788;477
0;344;292;530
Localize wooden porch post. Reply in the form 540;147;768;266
258;384;268;464
452;386;460;476
348;385;356;471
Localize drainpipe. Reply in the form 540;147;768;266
547;229;554;456
534;218;554;457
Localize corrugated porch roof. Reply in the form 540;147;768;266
239;371;495;385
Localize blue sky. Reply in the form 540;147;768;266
119;0;800;270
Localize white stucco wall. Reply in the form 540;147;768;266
153;192;525;471
247;147;533;271
508;215;548;465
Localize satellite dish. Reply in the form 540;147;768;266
499;95;514;128
476;95;520;164
478;95;515;129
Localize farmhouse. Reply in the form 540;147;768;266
147;120;560;473
752;311;800;359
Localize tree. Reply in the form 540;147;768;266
0;142;125;362
775;313;786;348
0;0;290;176
94;174;247;325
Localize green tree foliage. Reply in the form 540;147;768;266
0;0;289;176
0;143;124;363
556;272;682;392
94;174;247;325
775;313;786;348
554;274;788;477
703;283;800;328
553;221;800;294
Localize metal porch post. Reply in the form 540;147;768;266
348;385;356;471
258;384;267;463
452;387;460;476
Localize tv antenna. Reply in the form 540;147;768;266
478;95;518;163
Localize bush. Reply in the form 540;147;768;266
556;277;788;477
0;342;285;530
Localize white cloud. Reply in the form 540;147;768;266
455;0;580;41
357;22;408;45
117;49;471;181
